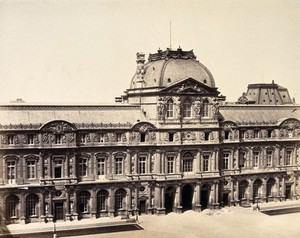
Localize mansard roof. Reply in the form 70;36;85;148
0;103;144;130
220;104;300;126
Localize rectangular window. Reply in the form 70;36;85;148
224;131;229;140
183;159;193;172
167;156;174;174
55;135;62;144
203;155;209;172
79;158;88;177
7;161;16;183
115;158;123;175
27;161;36;179
204;132;210;141
8;135;14;145
138;156;146;174
267;151;273;167
267;130;273;138
140;133;146;142
168;132;174;142
80;134;87;143
116;133;122;142
286;151;292;165
223;153;229;169
253;151;259;167
54;160;63;178
97;158;105;176
28;135;34;145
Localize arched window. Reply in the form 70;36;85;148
203;99;209;117
6;195;19;219
183;99;192;118
97;190;109;212
239;180;249;200
115;189;126;211
79;191;90;213
26;194;39;217
166;99;174;118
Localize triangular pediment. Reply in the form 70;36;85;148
160;77;218;95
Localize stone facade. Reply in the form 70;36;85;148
0;48;300;225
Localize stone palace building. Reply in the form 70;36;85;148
0;47;300;224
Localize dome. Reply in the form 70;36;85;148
130;48;216;89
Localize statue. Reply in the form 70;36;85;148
157;97;165;120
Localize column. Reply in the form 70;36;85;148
230;180;234;205
72;153;77;178
126;150;131;175
72;190;78;220
195;182;201;212
281;177;286;201
109;188;115;217
40;192;46;222
147;183;153;214
147;153;152;173
262;178;267;202
176;151;181;173
20;192;26;224
215;182;219;206
275;145;280;167
235;180;240;205
155;150;161;174
196;150;201;173
215;149;219;172
249;179;254;203
161;186;165;209
155;186;161;209
39;152;44;179
175;185;182;213
135;186;139;213
127;186;132;213
90;189;97;219
135;153;138;174
275;177;280;201
293;175;297;199
65;189;71;221
161;153;165;174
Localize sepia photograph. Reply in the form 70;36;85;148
0;0;300;237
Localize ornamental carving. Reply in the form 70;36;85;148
182;132;196;141
281;119;300;130
157;97;165;120
194;97;202;118
222;122;237;131
175;97;181;119
67;133;75;143
122;133;127;142
2;135;8;144
41;121;75;133
212;98;219;118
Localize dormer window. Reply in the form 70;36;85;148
224;131;229;140
183;99;192;118
204;132;210;141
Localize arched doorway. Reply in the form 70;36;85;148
266;178;275;202
182;184;193;211
201;184;210;209
165;187;175;213
253;179;262;204
239;180;249;205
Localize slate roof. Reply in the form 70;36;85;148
0;103;144;128
220;104;300;126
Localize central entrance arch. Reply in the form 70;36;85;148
165;187;176;213
181;184;193;211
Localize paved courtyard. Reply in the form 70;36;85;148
69;204;300;238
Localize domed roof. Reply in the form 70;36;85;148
130;48;216;89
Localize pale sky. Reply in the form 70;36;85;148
0;0;300;103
